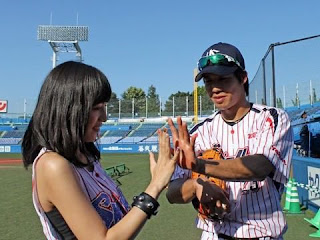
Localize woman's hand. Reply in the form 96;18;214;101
148;129;179;193
168;116;197;170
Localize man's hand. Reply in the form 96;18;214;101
168;116;197;170
194;178;230;220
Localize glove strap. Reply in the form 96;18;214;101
132;192;159;219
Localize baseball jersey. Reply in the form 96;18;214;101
172;103;293;240
32;148;130;239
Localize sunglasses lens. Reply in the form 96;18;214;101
198;57;209;70
210;54;225;64
198;53;242;71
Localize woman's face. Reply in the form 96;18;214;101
84;102;107;142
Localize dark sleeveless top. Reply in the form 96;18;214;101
46;208;76;239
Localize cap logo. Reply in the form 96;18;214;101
206;49;220;56
206;49;236;64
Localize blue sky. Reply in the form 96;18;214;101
1;0;320;114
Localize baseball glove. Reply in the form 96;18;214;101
191;148;227;221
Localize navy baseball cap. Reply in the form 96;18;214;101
300;110;307;118
195;42;245;82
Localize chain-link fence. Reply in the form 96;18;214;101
1;95;217;121
106;95;215;119
249;35;320;108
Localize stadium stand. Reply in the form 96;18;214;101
288;103;320;158
0;107;319;157
0;138;21;145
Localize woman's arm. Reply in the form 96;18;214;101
36;129;179;240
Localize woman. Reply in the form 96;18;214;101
22;61;179;240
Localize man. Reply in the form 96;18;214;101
299;110;310;156
167;42;293;240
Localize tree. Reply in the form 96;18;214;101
121;87;146;117
276;98;283;109
192;86;214;116
107;92;119;118
313;88;318;103
291;92;300;107
146;85;160;117
164;91;192;116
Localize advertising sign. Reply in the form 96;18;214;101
0;100;8;113
308;166;320;206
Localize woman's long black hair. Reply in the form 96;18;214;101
22;61;111;168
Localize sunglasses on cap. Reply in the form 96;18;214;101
198;53;243;71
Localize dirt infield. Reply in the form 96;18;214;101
0;159;22;165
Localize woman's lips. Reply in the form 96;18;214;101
93;125;101;131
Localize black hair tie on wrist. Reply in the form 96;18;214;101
132;192;160;219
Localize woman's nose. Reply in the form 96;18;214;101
100;108;107;122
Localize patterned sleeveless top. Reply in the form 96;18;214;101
32;148;130;239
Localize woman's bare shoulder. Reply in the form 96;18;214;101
36;151;73;177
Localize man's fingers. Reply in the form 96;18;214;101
220;196;231;212
168;118;178;142
190;134;198;149
177;116;184;140
222;203;228;210
171;147;180;163
181;121;189;143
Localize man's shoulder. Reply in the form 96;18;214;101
190;112;221;134
251;103;288;117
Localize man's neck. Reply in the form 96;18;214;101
220;100;251;122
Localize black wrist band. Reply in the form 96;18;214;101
131;192;160;219
194;157;206;174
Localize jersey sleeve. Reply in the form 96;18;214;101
170;165;191;181
251;108;293;184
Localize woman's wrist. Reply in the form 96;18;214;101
131;192;160;219
144;182;162;200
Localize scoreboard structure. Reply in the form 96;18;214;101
37;25;89;68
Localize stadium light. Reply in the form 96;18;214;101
37;25;89;68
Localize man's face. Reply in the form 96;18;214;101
203;73;246;111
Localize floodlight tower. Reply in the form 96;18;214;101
37;25;89;68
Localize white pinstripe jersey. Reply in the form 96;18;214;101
172;103;293;240
32;148;130;239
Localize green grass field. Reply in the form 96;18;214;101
0;153;317;239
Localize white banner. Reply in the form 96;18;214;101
0;146;11;152
308;166;320;206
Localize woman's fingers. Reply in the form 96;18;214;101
158;128;170;157
149;150;156;178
